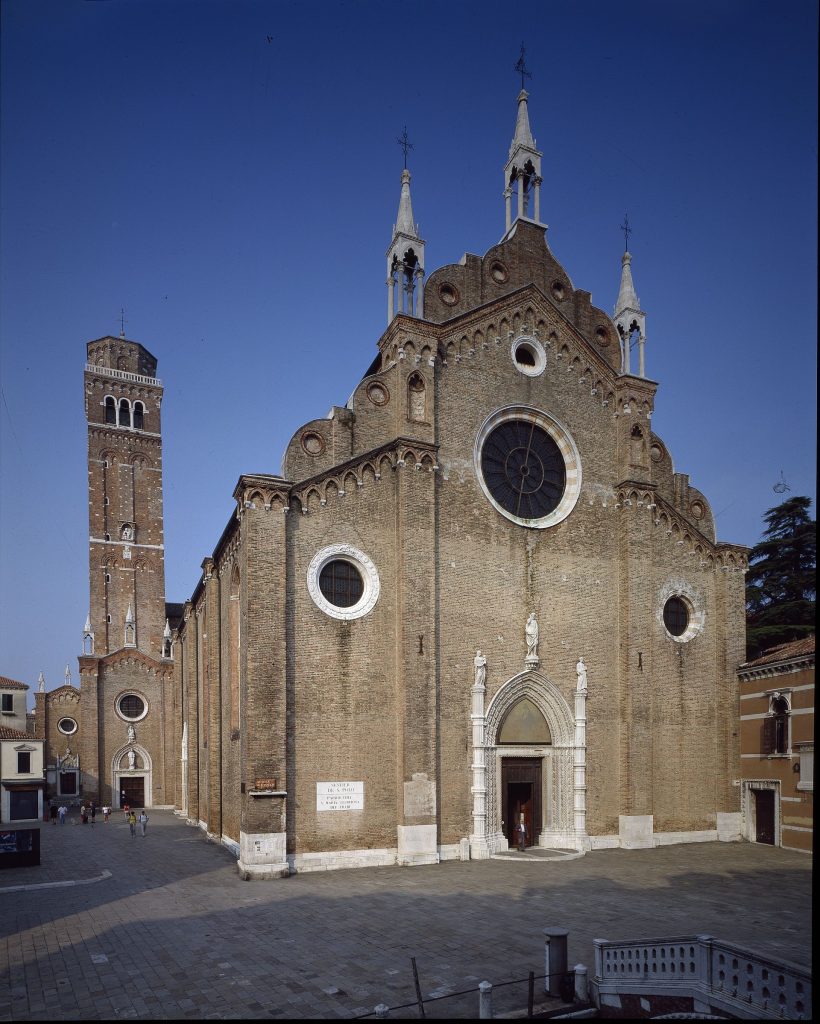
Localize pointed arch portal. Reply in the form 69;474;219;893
470;669;586;857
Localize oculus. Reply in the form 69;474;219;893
57;717;78;735
438;282;460;306
307;544;380;621
511;335;546;377
301;431;326;456
366;381;389;407
657;582;705;643
117;693;147;722
490;260;509;283
475;407;581;528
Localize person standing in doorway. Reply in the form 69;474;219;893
516;814;528;852
127;810;137;838
137;810;148;838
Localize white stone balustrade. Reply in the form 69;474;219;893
592;934;811;1019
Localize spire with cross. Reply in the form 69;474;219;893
396;126;413;170
620;214;632;253
118;308;127;339
514;43;532;91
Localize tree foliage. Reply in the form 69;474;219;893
745;496;816;659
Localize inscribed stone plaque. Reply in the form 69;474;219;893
317;781;364;811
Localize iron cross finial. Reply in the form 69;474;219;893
620;214;632;253
396;126;413;170
515;42;532;91
119;308;127;338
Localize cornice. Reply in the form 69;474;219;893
738;655;815;681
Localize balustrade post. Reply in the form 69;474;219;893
573;964;588;1002
479;980;493;1018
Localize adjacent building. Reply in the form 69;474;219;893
1;676;45;822
738;635;814;852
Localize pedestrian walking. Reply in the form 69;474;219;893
58;805;67;825
80;804;88;825
138;810;149;837
102;805;110;823
90;803;96;826
123;801;130;820
128;810;137;838
49;801;58;825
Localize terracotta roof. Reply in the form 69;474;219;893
0;724;40;740
0;676;29;690
743;635;815;668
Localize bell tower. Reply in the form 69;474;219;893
84;333;168;658
386;128;425;323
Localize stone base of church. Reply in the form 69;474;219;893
587;822;742;851
289;847;398;873
539;830;588;852
237;830;289;880
619;814;655;849
716;811;742;841
397;824;439;866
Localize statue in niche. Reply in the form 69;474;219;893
525;612;539;660
127;749;136;771
121;524;133;541
474;650;487;687
576;657;588;692
408;373;425;421
127;723;136;744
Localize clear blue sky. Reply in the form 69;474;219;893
1;0;817;701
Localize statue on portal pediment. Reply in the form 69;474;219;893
127;749;136;771
474;650;487;688
525;612;539;662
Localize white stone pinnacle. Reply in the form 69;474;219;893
395;168;417;237
510;89;536;154
615;251;641;316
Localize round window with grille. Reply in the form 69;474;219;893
663;596;689;636
307;545;380;620
117;693;147;721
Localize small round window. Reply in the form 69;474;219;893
117;693;147;721
307;544;380;621
57;717;78;735
319;560;364;608
663;597;689;637
511;335;546;377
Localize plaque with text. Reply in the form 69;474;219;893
316;781;364;811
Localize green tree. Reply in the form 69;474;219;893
746;495;816;659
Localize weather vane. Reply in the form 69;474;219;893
118;308;127;338
396;126;413;169
773;470;791;494
514;42;532;91
620;214;632;253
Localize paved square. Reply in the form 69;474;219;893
1;811;811;1019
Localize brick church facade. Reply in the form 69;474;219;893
39;88;749;875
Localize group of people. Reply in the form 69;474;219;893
122;804;149;837
47;799;148;836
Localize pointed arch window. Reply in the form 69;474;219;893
407;372;426;422
229;566;241;736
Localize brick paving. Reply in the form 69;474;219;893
0;811;812;1019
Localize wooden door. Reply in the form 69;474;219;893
501;758;542;848
755;789;776;845
119;777;145;808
